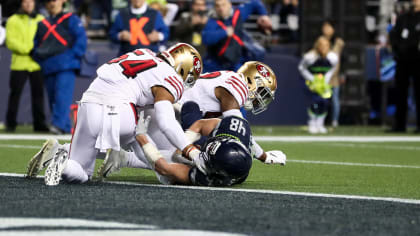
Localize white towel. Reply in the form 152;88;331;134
95;105;121;152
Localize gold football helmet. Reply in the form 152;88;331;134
159;43;203;88
237;61;277;114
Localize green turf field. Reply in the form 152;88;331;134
1;125;419;200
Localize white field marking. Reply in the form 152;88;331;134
0;218;156;230
287;160;420;169
0;134;72;140
0;218;244;236
254;136;420;142
0;231;243;236
0;144;41;149
1;173;420;205
1;134;420;142
312;142;420;151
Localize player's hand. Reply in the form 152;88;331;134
191;150;207;174
265;150;286;165
136;111;151;136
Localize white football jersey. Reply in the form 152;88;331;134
180;71;249;116
86;49;184;107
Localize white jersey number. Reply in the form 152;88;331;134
229;118;246;136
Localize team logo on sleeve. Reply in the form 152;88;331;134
193;56;202;75
256;64;270;78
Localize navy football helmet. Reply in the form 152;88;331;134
202;136;252;186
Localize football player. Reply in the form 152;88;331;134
178;61;282;164
134;111;255;186
26;43;204;186
97;62;286;181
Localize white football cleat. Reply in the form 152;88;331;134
44;148;69;186
97;149;128;179
26;139;59;178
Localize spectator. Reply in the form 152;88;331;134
173;0;208;56
389;0;420;133
299;36;338;134
320;19;345;127
279;0;299;43
109;0;169;55
147;0;178;26
5;0;49;132
202;0;272;72
32;0;87;134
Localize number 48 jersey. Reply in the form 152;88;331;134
88;49;185;106
210;116;251;151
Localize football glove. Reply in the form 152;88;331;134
265;150;287;165
136;111;151;136
306;74;332;99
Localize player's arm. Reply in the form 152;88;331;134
136;134;191;184
134;112;191;184
151;86;197;156
250;136;286;165
214;87;244;118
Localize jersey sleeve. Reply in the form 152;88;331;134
160;74;185;102
219;72;249;107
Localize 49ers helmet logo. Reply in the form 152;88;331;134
256;64;270;78
193;56;202;75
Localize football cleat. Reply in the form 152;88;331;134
26;139;59;178
44;148;69;186
97;149;128;179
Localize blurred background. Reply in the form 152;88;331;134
0;0;417;130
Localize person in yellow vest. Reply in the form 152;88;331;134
5;0;49;132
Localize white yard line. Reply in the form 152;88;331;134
313;142;420;151
254;136;420;142
287;160;420;169
1;134;420;142
1;173;420;205
0;144;42;149
0;134;72;140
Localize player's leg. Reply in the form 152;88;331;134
60;103;102;183
98;104;149;178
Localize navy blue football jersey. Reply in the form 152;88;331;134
210;116;251;151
